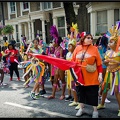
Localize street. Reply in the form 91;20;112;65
0;69;119;118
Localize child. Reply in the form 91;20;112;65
65;39;79;108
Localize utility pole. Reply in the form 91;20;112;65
1;2;5;26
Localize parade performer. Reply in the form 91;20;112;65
97;24;120;117
46;25;66;100
65;38;79;108
64;23;79;107
23;38;45;100
47;43;55;86
95;35;111;103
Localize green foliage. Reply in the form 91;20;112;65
95;32;100;36
2;25;14;35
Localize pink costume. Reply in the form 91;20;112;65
51;46;61;76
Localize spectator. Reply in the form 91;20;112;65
71;32;103;118
9;38;16;46
4;44;20;81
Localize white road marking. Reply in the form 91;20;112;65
4;102;75;118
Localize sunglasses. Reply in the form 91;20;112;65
86;37;93;40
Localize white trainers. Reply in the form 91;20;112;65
118;110;120;116
92;111;98;118
69;101;78;106
105;98;111;103
75;104;81;110
76;108;84;117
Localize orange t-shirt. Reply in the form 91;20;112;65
71;44;102;86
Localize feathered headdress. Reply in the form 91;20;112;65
66;22;78;48
70;22;79;39
60;37;69;50
109;24;119;42
50;25;59;44
108;21;120;52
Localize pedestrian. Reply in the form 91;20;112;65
9;38;16;46
4;44;20;81
0;47;5;86
4;40;9;47
97;25;120;117
71;32;103;118
1;46;7;63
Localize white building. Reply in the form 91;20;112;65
2;2;120;42
3;2;79;43
86;2;120;38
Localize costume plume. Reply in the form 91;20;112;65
50;25;59;44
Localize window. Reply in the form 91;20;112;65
57;16;65;37
16;25;19;42
114;9;119;25
97;10;107;34
23;2;29;10
42;2;52;10
10;2;15;13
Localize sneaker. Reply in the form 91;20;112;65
70;98;74;102
9;78;12;81
33;94;40;100
92;111;98;118
0;83;8;86
76;108;84;117
75;104;81;110
97;104;105;110
29;92;35;100
39;89;46;96
69;101;78;106
105;98;111;103
98;96;102;100
65;95;73;102
118;110;120;116
0;83;3;87
17;77;20;81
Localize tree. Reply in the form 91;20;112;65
63;2;77;34
77;2;89;32
2;25;14;35
63;2;90;34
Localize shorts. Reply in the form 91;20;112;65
39;76;46;85
71;81;76;90
76;85;99;106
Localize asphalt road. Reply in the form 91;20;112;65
0;69;119;118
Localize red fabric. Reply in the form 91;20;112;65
0;52;2;57
29;53;85;85
97;65;103;73
5;49;18;63
73;65;84;85
29;53;76;70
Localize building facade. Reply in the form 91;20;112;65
1;2;120;43
86;2;120;38
2;2;79;43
